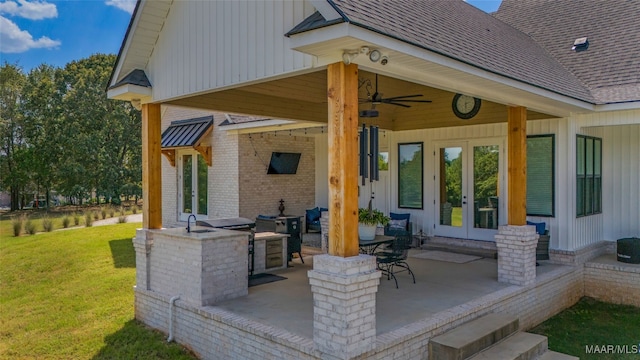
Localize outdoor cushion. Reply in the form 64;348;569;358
527;220;546;235
390;212;411;222
306;207;321;222
389;219;408;230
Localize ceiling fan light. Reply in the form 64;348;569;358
369;49;382;62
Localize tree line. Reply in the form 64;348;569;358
0;54;141;210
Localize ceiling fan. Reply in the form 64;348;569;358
359;74;432;109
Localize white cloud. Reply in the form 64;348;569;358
0;0;57;20
105;0;136;14
0;15;60;53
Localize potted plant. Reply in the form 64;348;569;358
358;204;390;240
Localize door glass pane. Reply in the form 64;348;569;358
182;155;193;214
473;145;499;229
197;154;208;215
440;147;462;227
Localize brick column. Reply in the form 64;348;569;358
308;254;381;359
132;229;154;290
495;225;538;286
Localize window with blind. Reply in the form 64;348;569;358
526;135;555;216
576;135;602;217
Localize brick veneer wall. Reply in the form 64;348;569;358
238;133;315;220
584;259;640;307
161;107;240;227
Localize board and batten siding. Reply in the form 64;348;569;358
147;0;316;102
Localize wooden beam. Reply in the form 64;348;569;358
327;62;360;257
142;103;162;229
194;145;212;166
161;149;176;167
507;106;527;225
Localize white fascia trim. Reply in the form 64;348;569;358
221;120;324;133
289;24;594;113
594;101;640;112
107;84;152;101
109;0;146;88
308;0;342;21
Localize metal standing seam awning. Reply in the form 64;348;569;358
160;116;214;166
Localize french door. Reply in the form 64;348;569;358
178;150;208;221
434;139;503;241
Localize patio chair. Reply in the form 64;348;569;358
375;233;416;289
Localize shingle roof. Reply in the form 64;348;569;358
161;116;213;148
494;0;640;104
109;69;151;89
288;0;602;103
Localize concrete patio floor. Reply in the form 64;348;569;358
214;241;564;340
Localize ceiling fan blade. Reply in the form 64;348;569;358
383;101;411;108
384;94;426;100
386;99;432;103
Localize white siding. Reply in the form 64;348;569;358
147;0;316;102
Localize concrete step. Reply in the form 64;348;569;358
468;332;547;360
422;243;498;259
429;313;519;360
537;350;580;360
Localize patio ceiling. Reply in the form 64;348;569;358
167;69;556;132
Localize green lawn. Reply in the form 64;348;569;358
0;220;196;360
530;297;640;360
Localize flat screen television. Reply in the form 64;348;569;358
267;152;301;174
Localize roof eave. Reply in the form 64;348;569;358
107;0;142;90
107;84;152;102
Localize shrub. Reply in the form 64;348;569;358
93;211;100;220
62;216;71;229
73;212;81;226
108;207;115;218
42;217;54;232
101;207;107;219
117;215;127;223
12;216;25;237
25;220;37;235
119;206;126;216
131;205;138;214
85;212;94;227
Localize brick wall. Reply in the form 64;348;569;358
584;258;640;307
238;133;315;220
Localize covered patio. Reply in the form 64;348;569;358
215;250;566;340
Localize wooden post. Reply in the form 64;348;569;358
327;62;359;257
507;106;527;225
142;103;162;229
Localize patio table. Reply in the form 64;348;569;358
359;235;395;255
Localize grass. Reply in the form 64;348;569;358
530;297;640;359
0;220;196;360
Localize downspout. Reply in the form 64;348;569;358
167;295;180;342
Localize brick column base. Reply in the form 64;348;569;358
495;225;538;286
308;254;381;360
132;229;154;290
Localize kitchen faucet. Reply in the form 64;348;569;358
187;214;196;233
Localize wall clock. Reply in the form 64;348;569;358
452;94;481;119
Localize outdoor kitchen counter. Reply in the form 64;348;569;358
145;227;250;306
253;232;288;274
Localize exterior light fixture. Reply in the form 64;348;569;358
369;49;382;62
380;56;388;65
342;51;359;65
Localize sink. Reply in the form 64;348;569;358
190;229;216;234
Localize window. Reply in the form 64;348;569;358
398;143;423;209
576;135;602;217
180;150;208;220
526;135;555;217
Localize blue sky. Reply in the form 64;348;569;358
0;0;502;73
